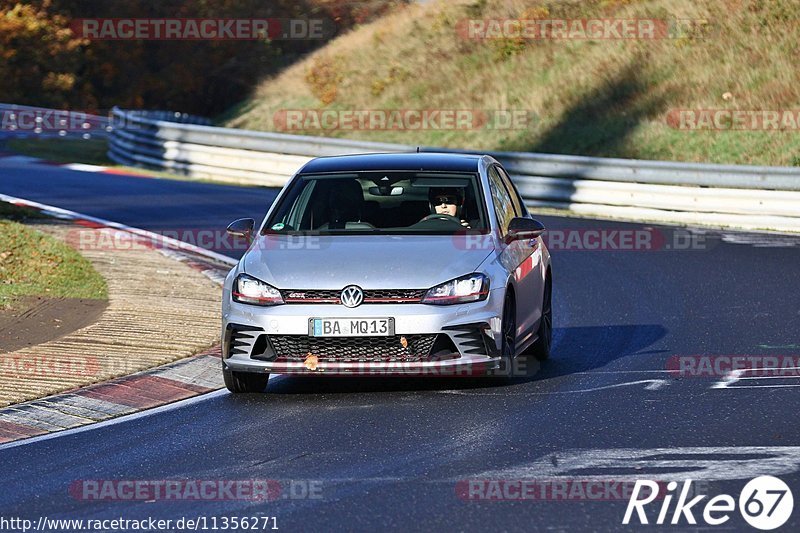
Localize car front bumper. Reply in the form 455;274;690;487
221;288;506;376
222;355;504;376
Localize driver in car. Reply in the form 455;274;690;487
427;187;471;228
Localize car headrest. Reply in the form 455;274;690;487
327;179;364;226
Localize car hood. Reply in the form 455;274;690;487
242;234;495;289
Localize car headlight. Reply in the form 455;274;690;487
421;273;489;305
232;274;284;306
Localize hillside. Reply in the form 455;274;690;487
0;0;397;114
223;0;800;166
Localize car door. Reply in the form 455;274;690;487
489;164;543;347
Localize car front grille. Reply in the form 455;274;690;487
280;289;426;304
266;334;438;362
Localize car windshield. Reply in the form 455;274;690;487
263;171;489;235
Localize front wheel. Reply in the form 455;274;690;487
524;275;552;361
223;364;270;393
491;293;517;378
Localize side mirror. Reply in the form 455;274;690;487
505;217;545;243
226;218;255;243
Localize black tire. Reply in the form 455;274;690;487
525;274;552;361
223;364;270;393
494;292;517;377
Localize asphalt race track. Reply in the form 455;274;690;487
2;160;800;531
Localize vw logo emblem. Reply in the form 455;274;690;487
340;285;364;308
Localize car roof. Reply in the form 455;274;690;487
297;152;484;174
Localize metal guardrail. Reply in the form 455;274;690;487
0;103;110;139
104;107;800;233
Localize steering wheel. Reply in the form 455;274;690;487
420;214;462;224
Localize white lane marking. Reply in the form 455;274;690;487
739;375;800;380
60;163;108;172
573;370;673;374
642;379;670;390
728;384;800;388
711;369;745;389
0;193;236;266
712;367;800;389
472;447;800;482
0;373;288;451
439;379;671;396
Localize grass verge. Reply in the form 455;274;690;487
225;0;800;167
6;137;111;166
0;202;108;309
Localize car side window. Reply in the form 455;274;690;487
496;165;526;217
488;166;516;234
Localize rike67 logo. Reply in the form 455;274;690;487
623;476;793;530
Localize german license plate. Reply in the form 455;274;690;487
309;318;394;337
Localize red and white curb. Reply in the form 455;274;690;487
0;194;237;445
0;347;223;444
0;193;236;282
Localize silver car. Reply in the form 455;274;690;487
221;152;552;392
